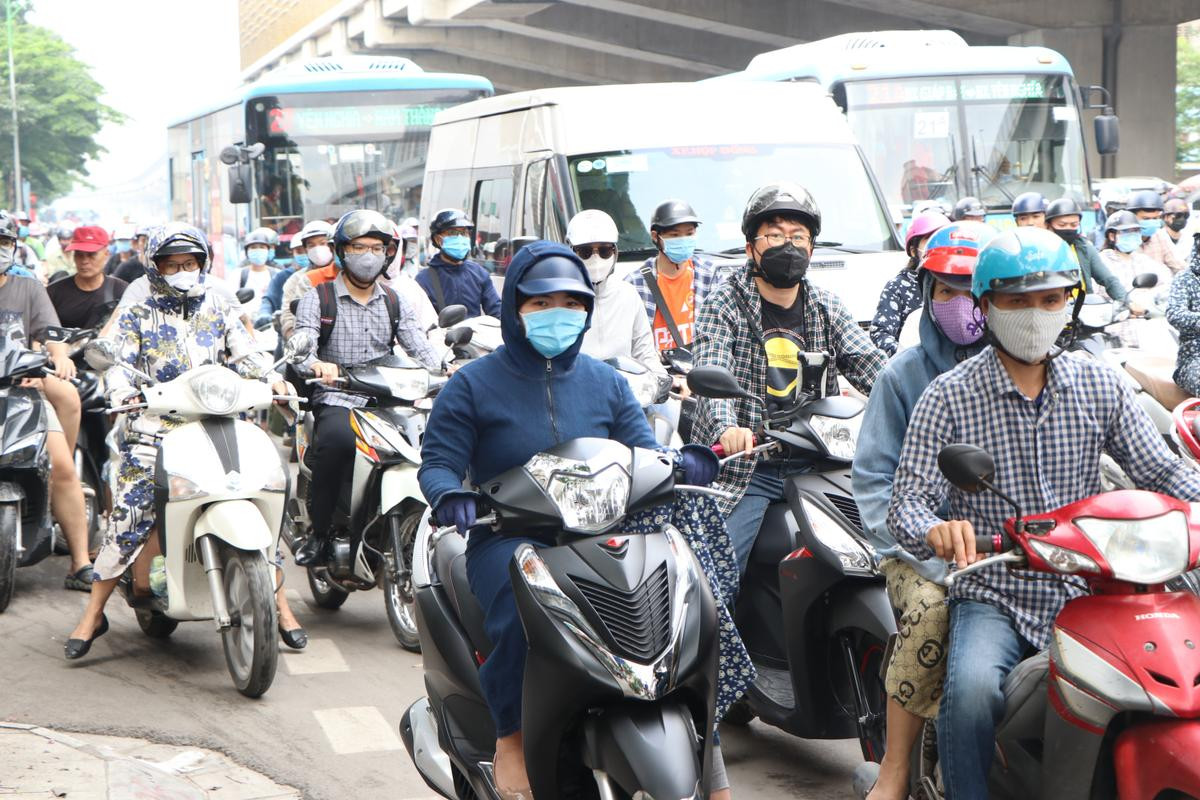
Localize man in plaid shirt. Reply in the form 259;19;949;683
692;184;885;573
888;228;1200;799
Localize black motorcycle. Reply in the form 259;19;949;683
0;323;55;611
401;437;724;800
688;362;895;762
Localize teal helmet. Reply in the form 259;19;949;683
971;227;1082;300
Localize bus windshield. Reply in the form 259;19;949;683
245;87;488;235
567;143;898;260
840;74;1089;216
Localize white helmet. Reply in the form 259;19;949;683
1098;185;1128;210
566;209;618;246
297;219;335;245
113;222;137;240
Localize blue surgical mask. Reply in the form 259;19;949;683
661;235;696;265
293;253;310;269
521;307;587;358
115;240;132;254
247;248;269;266
17;225;28;238
1116;232;1142;254
440;235;471;261
1139;218;1163;238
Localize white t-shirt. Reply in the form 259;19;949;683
229;266;274;313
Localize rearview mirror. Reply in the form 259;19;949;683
687;365;755;400
284;333;314;363
83;339;119;371
1094;113;1120;156
444;327;473;347
235;287;255;304
438;304;469;329
604;355;647;375
1132;272;1159;290
937;444;996;493
228;163;253;205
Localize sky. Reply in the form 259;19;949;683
28;0;241;218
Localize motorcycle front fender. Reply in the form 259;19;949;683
826;578;897;642
380;464;423;517
581;702;704;800
193;500;273;552
1114;718;1200;800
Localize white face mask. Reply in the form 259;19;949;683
307;244;333;267
583;253;616;285
164;270;201;292
986;304;1071;363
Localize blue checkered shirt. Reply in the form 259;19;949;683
625;256;724;340
888;347;1200;648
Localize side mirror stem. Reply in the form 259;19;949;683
977;477;1024;534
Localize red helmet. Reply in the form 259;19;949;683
919;221;997;290
905;211;951;256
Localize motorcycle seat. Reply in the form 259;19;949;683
997;651;1049;740
1124;356;1189;412
433;533;494;659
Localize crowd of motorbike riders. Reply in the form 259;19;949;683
6;177;1200;799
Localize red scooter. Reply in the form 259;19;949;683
1173;397;1200;471
918;444;1200;800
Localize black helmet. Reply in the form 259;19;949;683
741;183;821;240
1045;197;1083;221
332;210;398;270
1127;189;1164;212
0;212;18;242
1104;209;1140;233
243;227;276;247
516;254;595;303
1011;192;1047;216
430;208;474;237
952;196;985;220
650;200;701;232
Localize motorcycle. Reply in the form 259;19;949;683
400;437;725;800
910;443;1200;800
284;350;441;652
82;335;308;697
0;323;55;612
605;355;678;448
687;362;895;762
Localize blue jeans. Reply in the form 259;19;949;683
724;463;788;575
939;600;1033;800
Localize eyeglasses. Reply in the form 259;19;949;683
157;260;201;275
344;243;387;256
754;233;811;248
573;244;616;259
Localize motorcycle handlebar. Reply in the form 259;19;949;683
975;532;1013;554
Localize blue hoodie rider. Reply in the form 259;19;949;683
415;208;501;318
418;240;747;800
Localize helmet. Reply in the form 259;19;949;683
952;196;985;220
1098;185;1128;210
430;208;474;237
296;219;334;246
332;209;398;270
516;254;595;302
741;183;821;240
0;212;20;242
912;200;950;218
566;209;619;245
55;225;75;240
244;227;276;248
1045;197;1083;221
650;200;701;232
1127;189;1164;212
399;217;419;242
1011;192;1047;216
905;211;950;255
920;221;997;290
1104;209;1140;233
972;228;1081;300
147;223;210;267
113;222;136;240
134;223;154;239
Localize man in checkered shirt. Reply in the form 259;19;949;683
888;227;1200;799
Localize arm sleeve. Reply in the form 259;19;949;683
886;382;955;561
1105;373;1200;500
294;287;322;370
280;274;307;337
608;367;660;450
850;369;909;543
104;310;142;404
1166;274;1200;334
629;296;667;377
831;297;887;396
393;293;440;371
1086;245;1128;301
225;306;278;381
692;293;739;440
26;281;61;343
417;373;481;509
479;270;501;318
867;274;905;357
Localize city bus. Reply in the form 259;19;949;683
709;30;1118;233
167;56;493;273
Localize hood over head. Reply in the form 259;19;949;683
499;240;594;372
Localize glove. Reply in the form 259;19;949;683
678;444;719;487
255;313;272;329
435;492;479;535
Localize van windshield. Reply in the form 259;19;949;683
567;144;899;259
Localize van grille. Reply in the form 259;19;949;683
825;492;863;533
304;61;343;73
574;564;672;663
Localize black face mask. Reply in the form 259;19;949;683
1167;214;1189;233
753;242;809;288
1052;227;1079;243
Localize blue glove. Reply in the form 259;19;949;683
255;313;272;329
678;444;719;487
435;493;478;534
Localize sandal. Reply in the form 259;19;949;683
64;564;95;593
493;750;532;800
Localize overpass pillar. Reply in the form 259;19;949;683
1011;25;1177;180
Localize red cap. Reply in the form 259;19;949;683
65;225;110;253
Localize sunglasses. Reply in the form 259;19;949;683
573;244;615;260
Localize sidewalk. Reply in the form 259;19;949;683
0;723;301;799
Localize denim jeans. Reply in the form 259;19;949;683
939;600;1033;800
724;462;788;575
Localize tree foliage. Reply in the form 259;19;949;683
1178;36;1200;165
0;0;122;204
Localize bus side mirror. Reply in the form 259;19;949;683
228;163;253;205
1094;113;1120;156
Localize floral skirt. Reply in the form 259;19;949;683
92;438;158;582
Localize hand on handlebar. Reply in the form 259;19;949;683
927;520;988;569
718;427;756;460
434;492;480;535
51;354;76;381
310;361;341;386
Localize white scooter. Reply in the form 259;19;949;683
84;336;309;697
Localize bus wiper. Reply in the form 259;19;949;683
697;249;742;260
814;241;872;254
970;137;1015;204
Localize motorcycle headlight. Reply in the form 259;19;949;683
620;369;666;407
1075;510;1190;584
801;499;874;575
1027;539;1099;575
350;410;420;463
188;370;241;415
525;452;631;533
514;545;603;639
0;435;40;468
168;474;208;501
380;367;430;402
809;413;862;461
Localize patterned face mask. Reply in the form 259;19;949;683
931;295;985;345
986;303;1071;363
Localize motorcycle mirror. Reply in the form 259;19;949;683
937;444;996;493
438;304;469;329
83;339;119;371
444;326;473;348
218;145;241;166
284;334;314;363
235;287;255;304
687;365;756;400
604;355;647;375
1132;272;1159;290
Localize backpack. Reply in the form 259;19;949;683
314;279;401;351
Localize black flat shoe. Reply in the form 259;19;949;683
64;614;109;661
294;536;326;566
279;624;308;650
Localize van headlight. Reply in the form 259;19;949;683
525;452;631;533
809;413;862;460
381;367;430;402
801;499;873;575
1075;510;1189;584
189;370;240;414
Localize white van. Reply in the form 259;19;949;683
420;81;904;322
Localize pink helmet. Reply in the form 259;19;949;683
905;211;951;255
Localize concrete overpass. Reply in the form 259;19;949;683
238;0;1200;178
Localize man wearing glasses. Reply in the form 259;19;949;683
693;184;885;573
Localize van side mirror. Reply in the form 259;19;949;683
438;304;469;329
687;365;756;400
1094;113;1120;156
1132;272;1158;290
937;444;996;493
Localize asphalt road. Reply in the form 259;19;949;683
1;553;862;800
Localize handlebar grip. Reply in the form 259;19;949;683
975;533;1012;554
712;443;726;458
